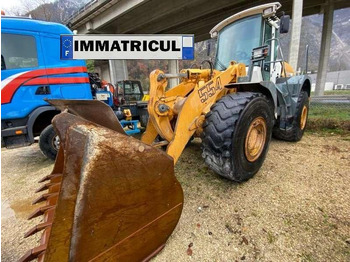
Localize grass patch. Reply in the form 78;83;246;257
309;104;349;121
307;120;349;135
307;103;350;135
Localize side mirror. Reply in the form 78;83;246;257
280;15;290;34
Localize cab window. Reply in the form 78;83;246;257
215;15;262;69
124;83;132;94
124;82;142;101
1;33;38;70
132;82;141;94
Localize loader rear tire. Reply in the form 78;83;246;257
39;124;59;160
202;92;273;182
272;91;309;142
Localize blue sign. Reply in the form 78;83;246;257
182;36;194;60
61;35;73;59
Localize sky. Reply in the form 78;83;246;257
1;0;22;14
1;0;56;15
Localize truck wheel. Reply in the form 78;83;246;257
202;92;273;182
39;124;59;160
273;91;309;142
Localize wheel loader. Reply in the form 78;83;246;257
20;2;311;261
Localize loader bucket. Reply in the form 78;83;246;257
20;100;183;262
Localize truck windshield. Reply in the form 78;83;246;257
215;15;262;70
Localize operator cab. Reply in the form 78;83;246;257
210;2;292;83
115;80;144;105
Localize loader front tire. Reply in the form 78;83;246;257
272;91;309;142
39;124;59;160
202;92;273;182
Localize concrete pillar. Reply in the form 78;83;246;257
288;0;303;71
108;60;128;85
100;63;111;83
315;1;334;96
168;60;179;88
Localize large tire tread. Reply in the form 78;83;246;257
202;92;273;182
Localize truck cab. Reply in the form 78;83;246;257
1;16;92;154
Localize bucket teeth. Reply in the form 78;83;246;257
28;205;55;220
35;182;60;193
24;222;52;238
18;244;47;262
32;193;58;205
38;174;62;183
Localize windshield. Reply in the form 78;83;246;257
124;81;143;101
215;15;262;70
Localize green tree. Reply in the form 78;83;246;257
86;60;94;73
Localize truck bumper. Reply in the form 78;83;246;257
1;126;32;149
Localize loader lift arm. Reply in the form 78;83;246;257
142;62;246;163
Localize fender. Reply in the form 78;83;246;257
294;75;311;96
226;81;278;116
276;75;312;117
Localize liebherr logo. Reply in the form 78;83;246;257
60;35;194;60
198;77;222;103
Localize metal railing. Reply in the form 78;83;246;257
64;0;103;24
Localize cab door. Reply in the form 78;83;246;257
39;32;92;100
1;30;49;120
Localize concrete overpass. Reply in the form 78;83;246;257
67;0;350;94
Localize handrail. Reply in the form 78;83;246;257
64;0;102;24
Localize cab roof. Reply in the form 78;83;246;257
1;16;72;35
210;2;281;38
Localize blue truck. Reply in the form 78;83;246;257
1;16;93;159
1;16;148;159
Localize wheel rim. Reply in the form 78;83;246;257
300;105;308;130
52;135;60;151
244;116;267;162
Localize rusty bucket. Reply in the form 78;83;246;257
20;100;183;262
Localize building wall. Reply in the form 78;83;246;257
308;70;350;91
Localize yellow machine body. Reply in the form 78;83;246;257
142;62;246;163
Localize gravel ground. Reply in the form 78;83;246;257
2;133;350;261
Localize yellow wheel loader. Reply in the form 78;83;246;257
21;2;311;261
